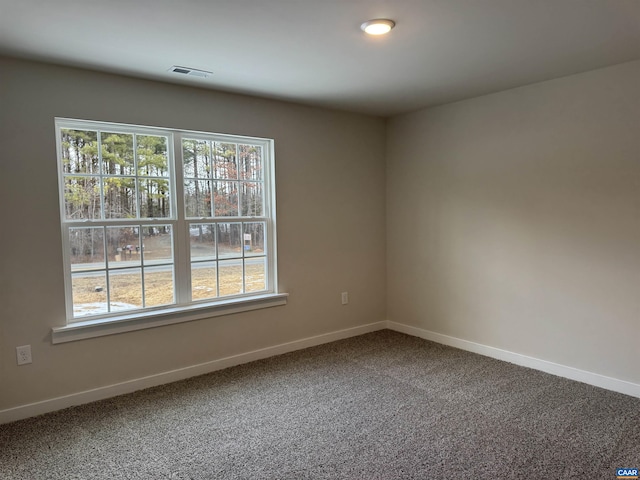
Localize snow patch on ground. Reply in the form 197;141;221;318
74;302;139;317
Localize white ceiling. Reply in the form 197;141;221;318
1;0;639;117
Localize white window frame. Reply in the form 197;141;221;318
52;118;286;344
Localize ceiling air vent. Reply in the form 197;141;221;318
169;66;212;78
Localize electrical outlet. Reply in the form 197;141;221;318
341;292;349;305
16;345;32;365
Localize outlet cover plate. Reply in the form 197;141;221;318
16;345;32;365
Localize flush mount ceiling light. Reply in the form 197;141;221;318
360;19;395;35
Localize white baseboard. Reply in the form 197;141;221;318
5;320;636;425
386;320;640;399
0;321;387;425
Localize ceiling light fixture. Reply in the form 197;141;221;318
360;19;395;35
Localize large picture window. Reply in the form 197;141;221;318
56;118;279;328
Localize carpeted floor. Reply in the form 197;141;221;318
1;330;638;479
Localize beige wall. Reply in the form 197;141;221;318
387;60;640;384
2;54;638;413
0;57;387;410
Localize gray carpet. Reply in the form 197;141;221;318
1;330;638;479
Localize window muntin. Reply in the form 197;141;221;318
57;119;276;323
189;221;267;299
68;224;176;317
61;129;171;220
182;138;264;218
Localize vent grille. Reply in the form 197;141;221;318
169;66;212;78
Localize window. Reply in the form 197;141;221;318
54;118;283;339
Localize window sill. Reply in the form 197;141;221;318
51;293;289;344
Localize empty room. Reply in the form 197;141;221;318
1;1;639;478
